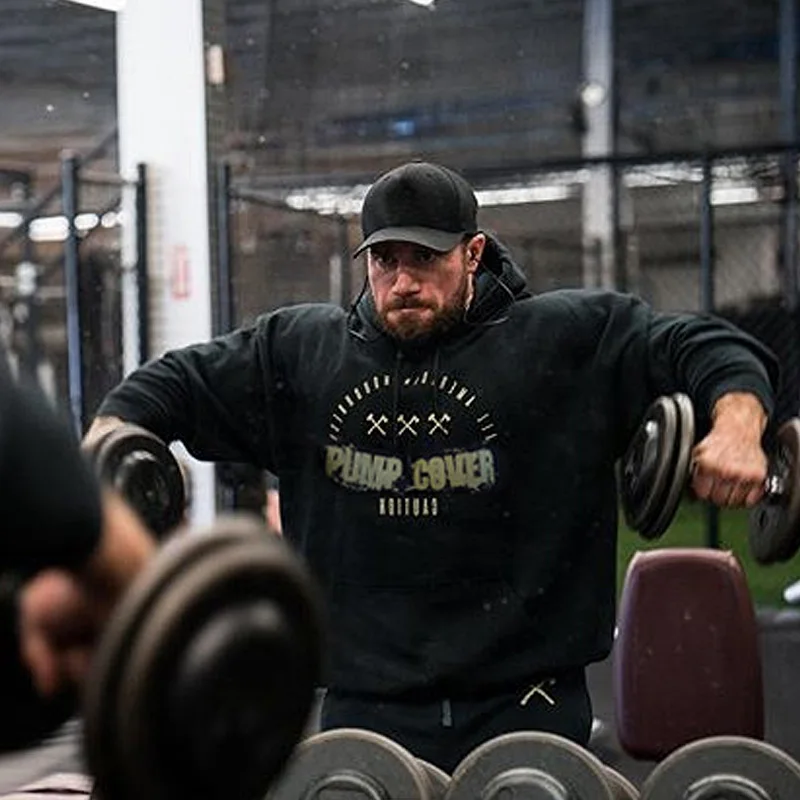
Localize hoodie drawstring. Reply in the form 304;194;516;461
391;350;403;445
431;347;441;417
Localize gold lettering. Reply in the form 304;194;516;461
381;457;403;490
327;447;404;490
466;452;481;489
325;445;345;477
342;448;358;483
356;452;384;489
413;459;429;490
428;457;446;490
330;446;495;494
444;454;467;487
478;448;496;487
411;449;497;492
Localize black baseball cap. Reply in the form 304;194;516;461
353;161;478;257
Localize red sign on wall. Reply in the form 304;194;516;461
170;244;191;300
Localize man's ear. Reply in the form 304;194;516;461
466;233;486;272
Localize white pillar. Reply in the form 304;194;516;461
116;0;216;526
581;0;617;290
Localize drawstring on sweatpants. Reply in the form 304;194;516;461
441;698;453;727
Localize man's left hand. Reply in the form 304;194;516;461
690;392;768;508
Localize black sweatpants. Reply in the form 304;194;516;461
319;669;592;774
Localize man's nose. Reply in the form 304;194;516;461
393;266;420;294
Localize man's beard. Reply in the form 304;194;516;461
378;271;471;344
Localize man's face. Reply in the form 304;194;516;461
367;234;485;342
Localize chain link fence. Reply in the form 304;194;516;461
222;149;800;429
475;149;800;425
0;144;147;431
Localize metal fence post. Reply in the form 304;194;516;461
216;161;234;335
135;163;150;364
699;153;720;549
781;0;799;309
214;161;237;512
61;152;84;436
336;214;351;307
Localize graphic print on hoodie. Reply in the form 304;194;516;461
323;365;500;520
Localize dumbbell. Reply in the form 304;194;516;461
446;731;637;800
641;735;800;799
84;423;187;539
266;728;450;800
605;766;640;800
619;393;800;563
418;760;451;799
83;514;323;800
0;773;92;799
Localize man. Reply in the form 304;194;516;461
0;372;155;755
84;161;778;772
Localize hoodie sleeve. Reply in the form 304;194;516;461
0;378;102;573
592;292;781;452
98;317;277;467
645;310;778;420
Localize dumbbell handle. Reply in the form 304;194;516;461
689;463;785;499
765;473;786;497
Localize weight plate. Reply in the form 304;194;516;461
603;766;639;800
84;515;322;800
92;424;186;538
621;396;679;538
641;736;800;800
123;543;320;800
418;759;451;799
0;772;93;799
266;728;430;800
447;731;614;800
84;526;252;800
645;392;695;540
749;418;800;565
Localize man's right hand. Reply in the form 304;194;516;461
82;415;127;453
20;490;157;697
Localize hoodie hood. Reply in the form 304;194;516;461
349;233;530;345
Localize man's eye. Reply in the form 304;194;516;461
414;249;437;265
371;251;394;268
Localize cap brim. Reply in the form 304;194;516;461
352;227;466;258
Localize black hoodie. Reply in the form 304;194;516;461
99;235;779;698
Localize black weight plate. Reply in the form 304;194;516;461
603;766;639;800
266;728;430;800
644;392;695;540
0;772;93;798
121;541;321;800
84;515;323;800
418;759;451;799
641;736;800;800
92;424;186;538
447;731;614;800
84;528;252;800
621;396;679;538
749;419;800;565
